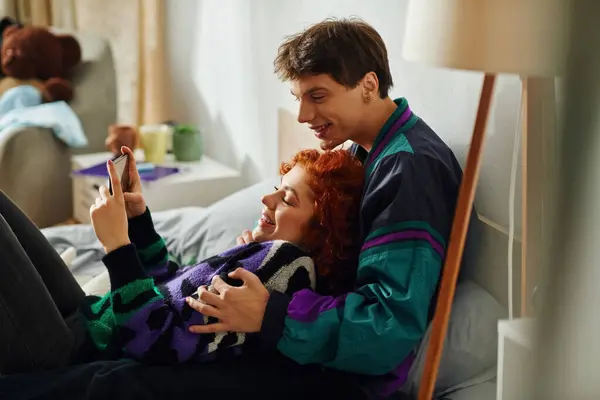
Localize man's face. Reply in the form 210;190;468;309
290;74;367;150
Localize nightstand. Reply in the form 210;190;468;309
497;317;536;400
71;151;243;224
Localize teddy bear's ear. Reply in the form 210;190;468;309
0;17;19;34
2;25;19;39
56;34;82;69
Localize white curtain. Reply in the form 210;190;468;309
136;0;169;126
51;0;77;29
0;0;76;28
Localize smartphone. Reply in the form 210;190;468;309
108;153;130;195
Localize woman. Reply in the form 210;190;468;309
0;146;364;373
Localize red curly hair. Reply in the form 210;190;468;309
280;149;364;295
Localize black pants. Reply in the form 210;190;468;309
0;190;88;374
0;352;369;400
0;191;368;399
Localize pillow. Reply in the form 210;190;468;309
168;176;281;264
400;280;507;398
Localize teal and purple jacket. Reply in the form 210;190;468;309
259;98;470;398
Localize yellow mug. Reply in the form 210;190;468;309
139;124;170;164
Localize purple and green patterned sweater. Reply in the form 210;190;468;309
80;208;315;364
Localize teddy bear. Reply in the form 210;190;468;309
0;23;81;102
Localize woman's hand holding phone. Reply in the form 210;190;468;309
90;159;130;254
120;146;147;218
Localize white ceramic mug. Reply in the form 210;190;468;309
139;124;171;164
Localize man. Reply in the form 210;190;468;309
187;18;471;399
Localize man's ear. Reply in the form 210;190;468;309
362;72;379;98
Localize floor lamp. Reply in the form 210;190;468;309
401;1;569;398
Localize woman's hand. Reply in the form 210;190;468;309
90;159;130;254
121;146;147;219
236;230;256;245
186;268;269;334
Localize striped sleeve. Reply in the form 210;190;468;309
127;208;181;283
262;152;457;376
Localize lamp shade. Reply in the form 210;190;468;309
402;0;570;77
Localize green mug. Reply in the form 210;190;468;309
173;125;203;162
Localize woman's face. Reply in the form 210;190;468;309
252;166;315;245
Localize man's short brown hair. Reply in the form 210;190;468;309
274;18;393;98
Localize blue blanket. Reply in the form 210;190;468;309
0;85;88;148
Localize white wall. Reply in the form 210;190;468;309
166;0;525;308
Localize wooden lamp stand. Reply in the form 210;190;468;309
418;74;559;399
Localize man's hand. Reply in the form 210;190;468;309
236;230;255;245
90;159;130;254
120;146;147;218
186;268;269;334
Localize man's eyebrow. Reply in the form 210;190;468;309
290;86;327;97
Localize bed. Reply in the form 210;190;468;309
3;113;505;399
40;189;502;399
